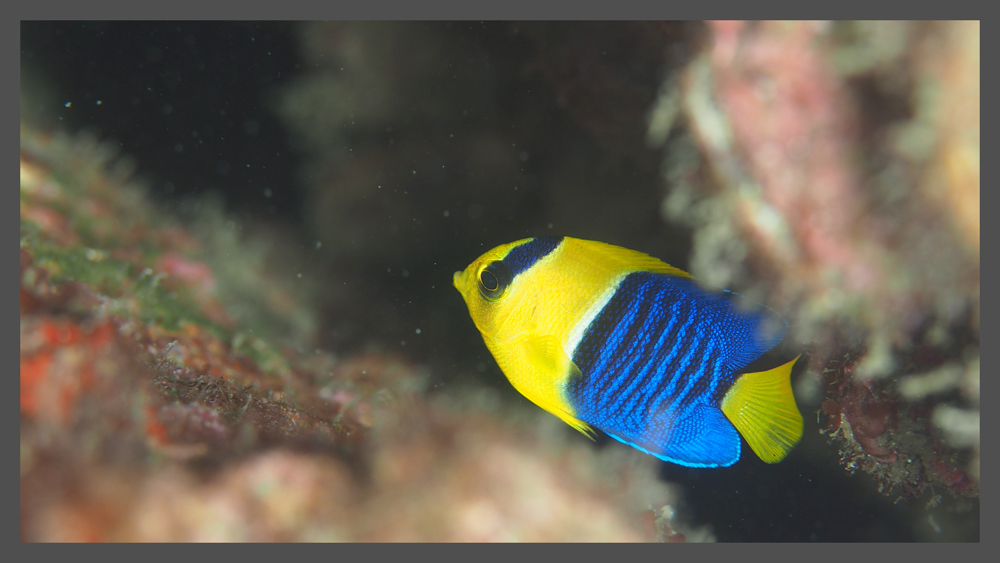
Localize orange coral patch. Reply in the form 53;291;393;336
21;352;53;417
41;320;83;346
144;405;170;446
87;322;115;351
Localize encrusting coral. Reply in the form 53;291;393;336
653;21;979;501
20;124;706;542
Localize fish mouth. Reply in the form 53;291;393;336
453;270;464;291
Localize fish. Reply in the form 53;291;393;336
453;236;803;467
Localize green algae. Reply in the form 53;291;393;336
20;223;228;339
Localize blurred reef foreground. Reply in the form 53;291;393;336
21;21;977;541
19;125;700;541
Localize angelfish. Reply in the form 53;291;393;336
453;236;803;467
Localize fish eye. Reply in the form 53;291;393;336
478;261;511;300
480;270;499;292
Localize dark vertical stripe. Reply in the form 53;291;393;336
613;305;700;415
594;291;651;400
502;236;563;277
614;298;688;408
623;303;695;412
634;331;710;420
657;338;718;419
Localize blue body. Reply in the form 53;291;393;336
566;272;785;467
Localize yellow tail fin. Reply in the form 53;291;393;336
720;355;803;463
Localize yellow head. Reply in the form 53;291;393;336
453;237;597;434
452;238;531;341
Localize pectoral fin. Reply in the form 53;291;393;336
518;334;594;439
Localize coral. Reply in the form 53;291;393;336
20;123;705;542
656;21;979;505
819;352;977;499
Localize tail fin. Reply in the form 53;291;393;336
720;355;803;463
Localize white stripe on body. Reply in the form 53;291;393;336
564;272;628;360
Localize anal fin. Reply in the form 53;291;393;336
659;405;742;467
604;404;741;468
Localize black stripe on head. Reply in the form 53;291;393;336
502;236;564;277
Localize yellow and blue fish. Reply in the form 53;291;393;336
453;236;803;467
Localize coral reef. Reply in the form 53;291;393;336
656;21;979;502
20;124;705;542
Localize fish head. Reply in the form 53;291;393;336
453;239;533;340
